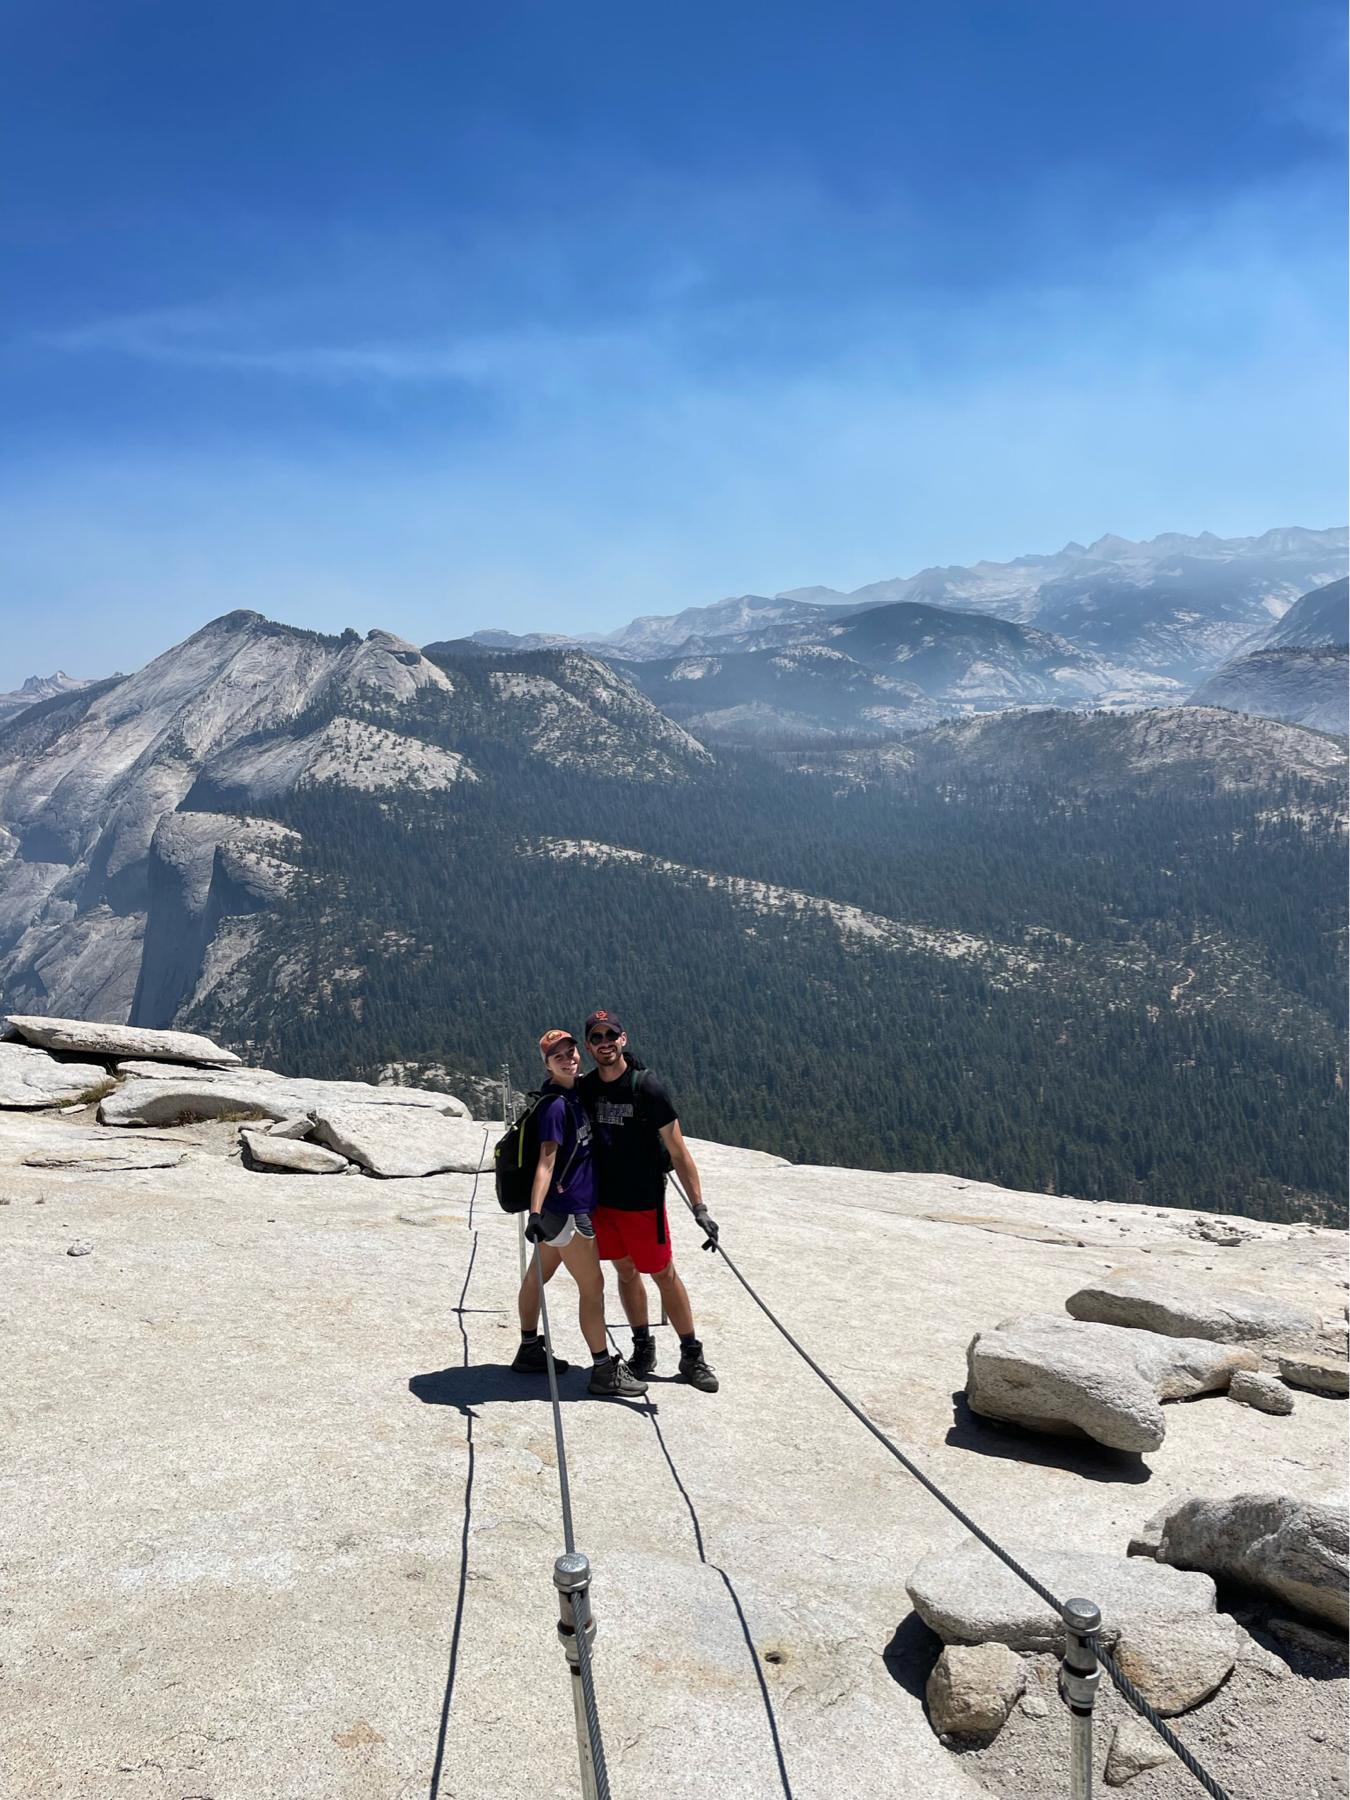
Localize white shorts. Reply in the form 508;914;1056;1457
534;1210;596;1250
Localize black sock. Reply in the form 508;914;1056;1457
679;1332;700;1352
521;1328;542;1344
591;1348;612;1367
633;1325;653;1344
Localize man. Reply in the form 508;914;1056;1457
578;1009;720;1392
512;1028;647;1398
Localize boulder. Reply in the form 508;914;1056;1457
266;1117;317;1140
1104;1718;1174;1786
925;1642;1025;1738
1278;1353;1349;1398
1066;1269;1316;1344
309;1104;492;1178
905;1538;1216;1652
6;1015;240;1066
1228;1370;1294;1415
239;1130;350;1175
0;1042;111;1109
1111;1610;1241;1715
99;1081;292;1129
965;1315;1258;1451
1155;1494;1349;1628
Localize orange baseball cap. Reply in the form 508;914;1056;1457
538;1029;579;1060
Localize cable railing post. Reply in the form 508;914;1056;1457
554;1552;604;1800
1059;1598;1102;1800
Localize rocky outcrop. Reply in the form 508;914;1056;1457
105;1064;469;1128
6;1014;240;1066
309;1104;491;1178
1279;1353;1349;1398
925;1643;1025;1738
965;1316;1258;1451
99;1079;293;1128
1228;1371;1295;1415
1154;1494;1349;1628
21;1142;185;1171
239;1129;350;1174
905;1539;1217;1652
0;1041;109;1108
1065;1270;1316;1344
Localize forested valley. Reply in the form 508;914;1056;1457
184;719;1348;1227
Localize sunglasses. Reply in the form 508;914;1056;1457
587;1030;621;1044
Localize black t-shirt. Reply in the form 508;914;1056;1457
578;1063;677;1212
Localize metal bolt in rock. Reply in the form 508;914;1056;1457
1059;1597;1102;1800
554;1551;610;1800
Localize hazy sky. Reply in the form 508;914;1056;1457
2;0;1345;686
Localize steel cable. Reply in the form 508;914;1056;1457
667;1177;1235;1800
535;1246;613;1800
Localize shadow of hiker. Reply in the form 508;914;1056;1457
881;1611;944;1704
945;1390;1152;1485
410;1362;649;1415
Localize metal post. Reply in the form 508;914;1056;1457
1059;1598;1101;1800
554;1551;602;1800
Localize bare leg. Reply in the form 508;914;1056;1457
517;1243;563;1334
650;1261;695;1338
612;1255;650;1330
557;1234;607;1355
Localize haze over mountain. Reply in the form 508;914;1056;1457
458;527;1347;738
0;605;1344;1225
1187;578;1349;737
0;671;99;726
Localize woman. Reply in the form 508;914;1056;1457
511;1028;648;1398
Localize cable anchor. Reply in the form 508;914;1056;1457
1059;1597;1102;1800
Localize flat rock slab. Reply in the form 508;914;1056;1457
22;1143;186;1171
99;1081;293;1128
906;1538;1217;1651
0;1042;110;1109
1156;1493;1349;1628
5;1015;240;1066
966;1315;1259;1451
116;1062;469;1115
239;1129;350;1174
310;1105;491;1178
1066;1269;1317;1344
1279;1353;1349;1398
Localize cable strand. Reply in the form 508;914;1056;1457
666;1176;1235;1800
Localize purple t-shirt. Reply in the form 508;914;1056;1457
538;1086;595;1215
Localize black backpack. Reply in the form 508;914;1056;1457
493;1090;549;1213
493;1087;588;1213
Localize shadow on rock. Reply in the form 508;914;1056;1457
945;1390;1152;1485
409;1363;648;1413
881;1610;944;1703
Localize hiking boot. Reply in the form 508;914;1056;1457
677;1343;719;1393
628;1336;657;1378
587;1355;648;1398
511;1339;571;1376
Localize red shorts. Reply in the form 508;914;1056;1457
592;1203;672;1275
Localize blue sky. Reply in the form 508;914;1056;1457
1;0;1345;685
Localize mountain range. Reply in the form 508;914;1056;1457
440;525;1346;742
0;599;1344;1224
1187;578;1348;736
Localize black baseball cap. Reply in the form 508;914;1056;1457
585;1009;624;1037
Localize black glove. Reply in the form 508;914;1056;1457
524;1212;549;1244
693;1205;719;1251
